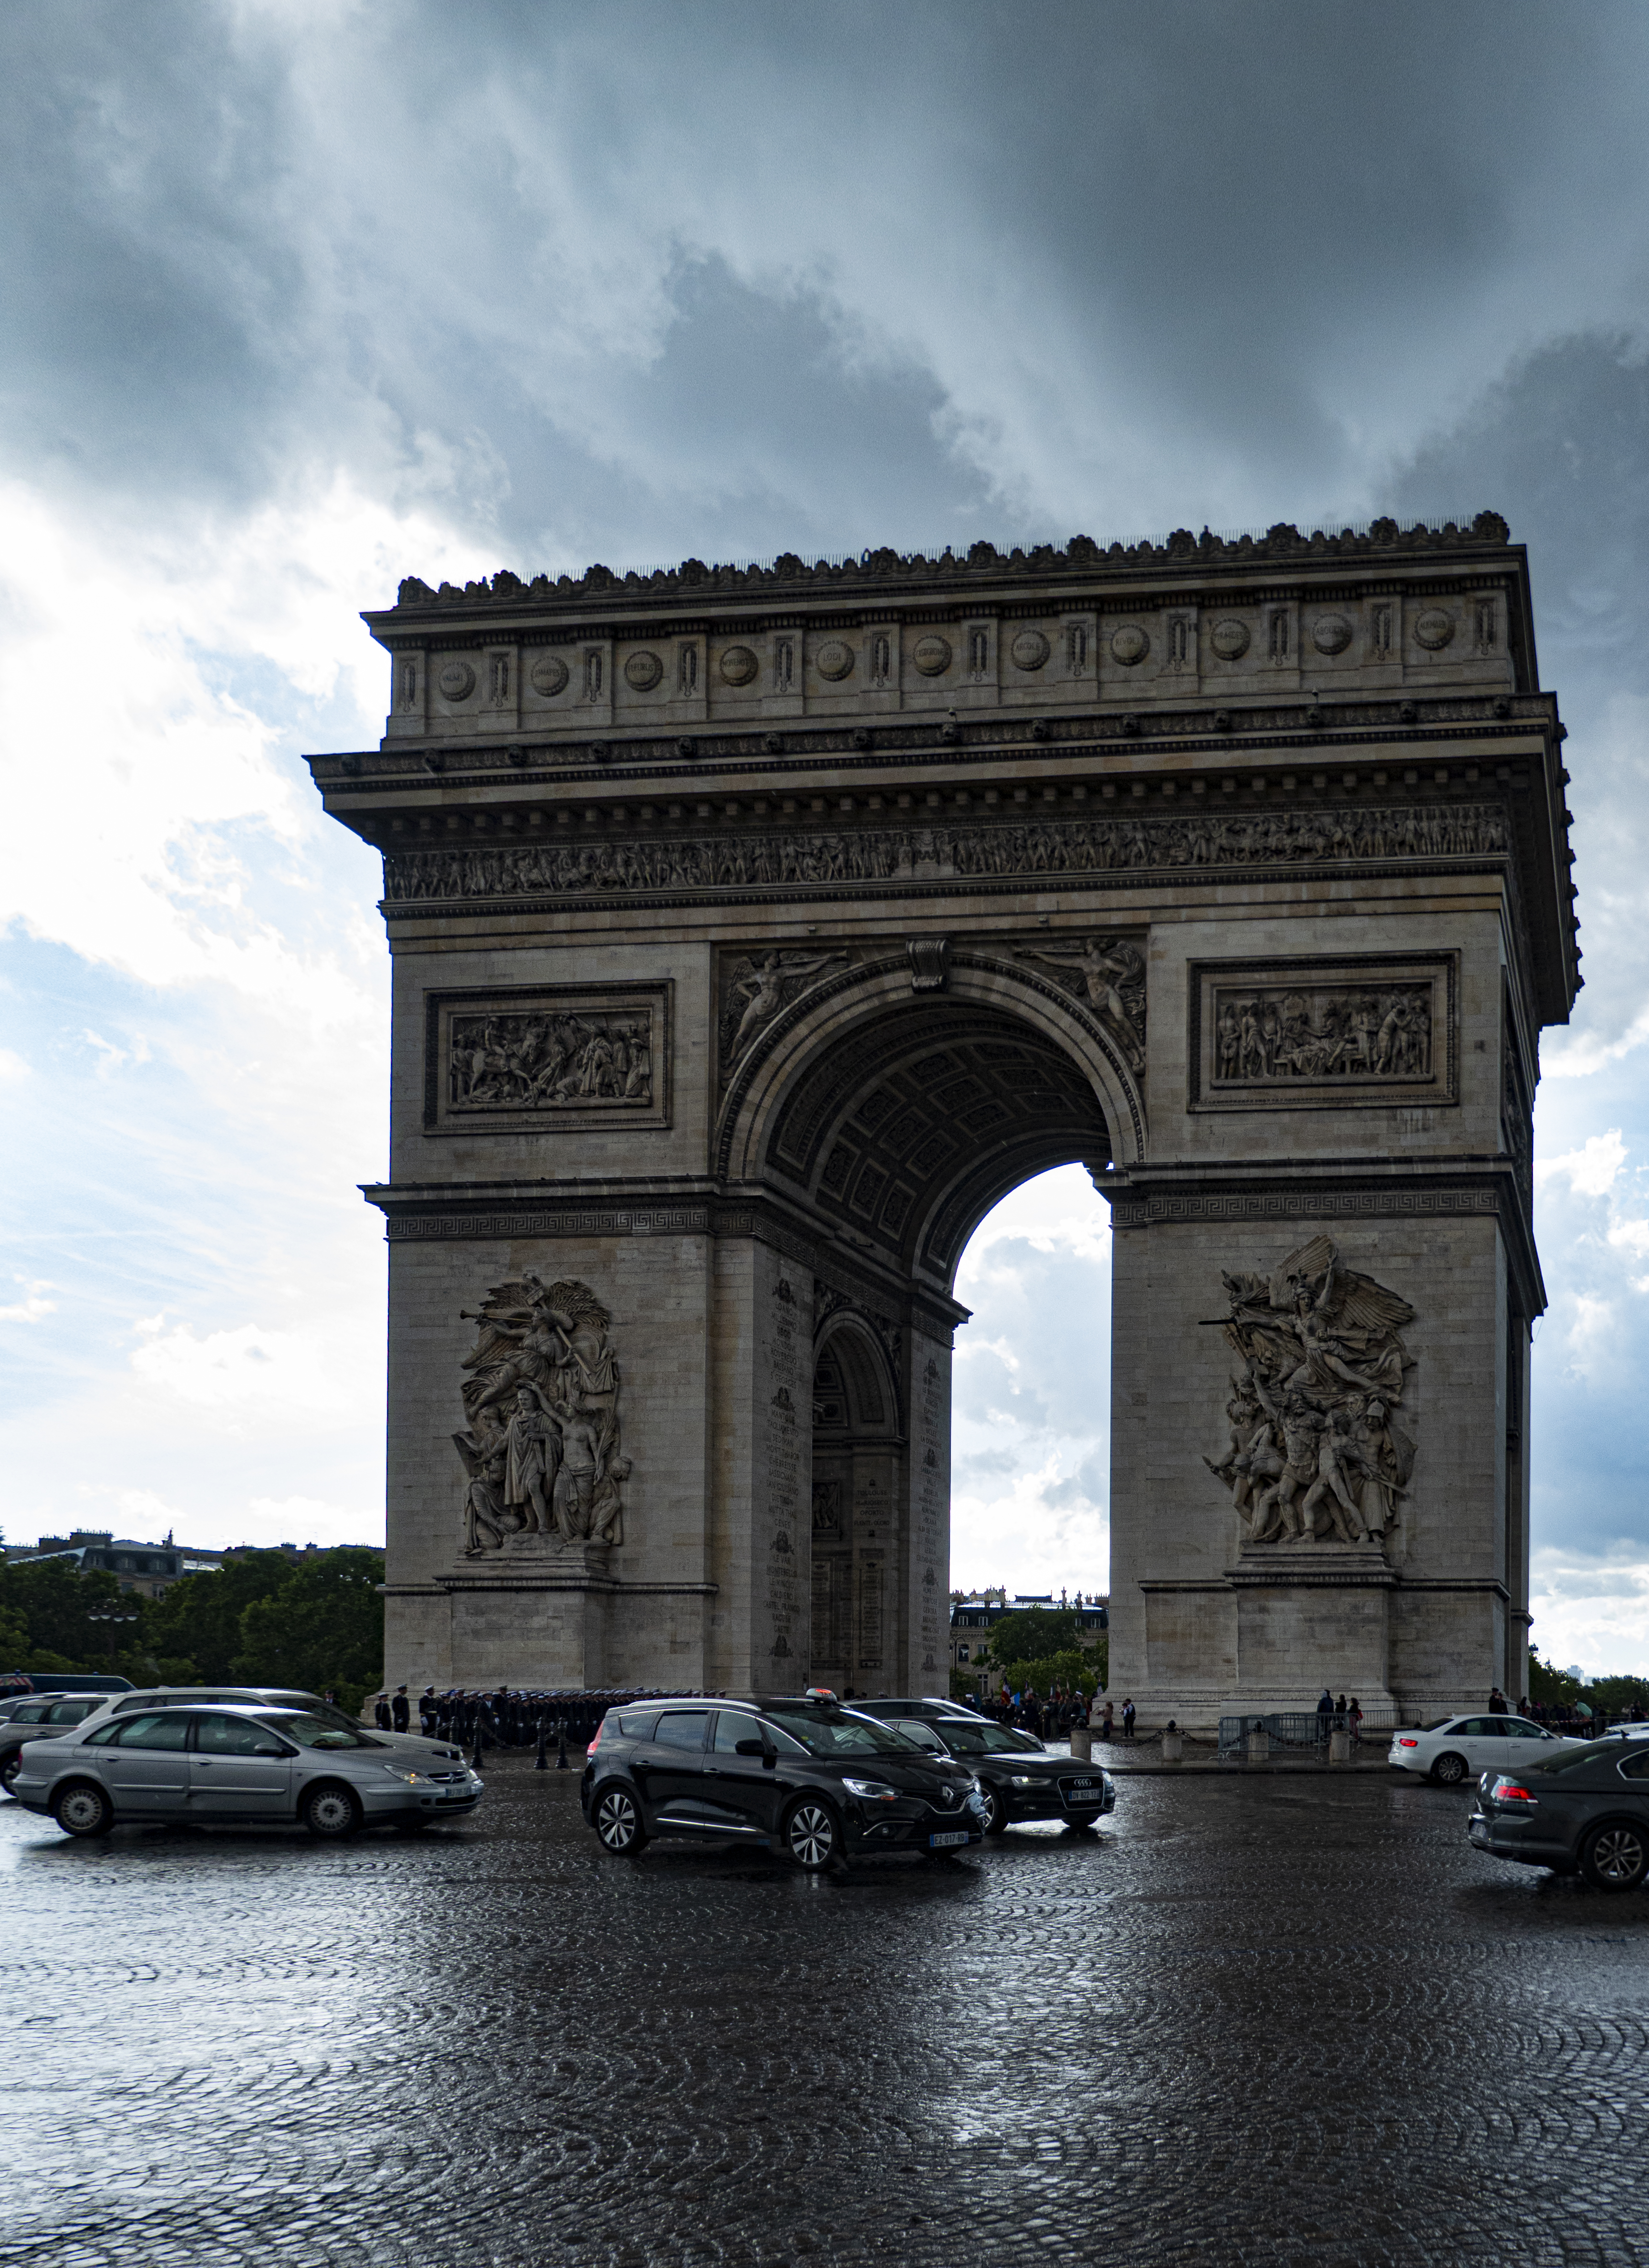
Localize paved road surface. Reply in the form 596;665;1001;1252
3;1761;1645;2267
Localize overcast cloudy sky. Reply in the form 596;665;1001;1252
3;1;1648;1674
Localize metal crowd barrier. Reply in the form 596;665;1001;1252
1215;1711;1393;1756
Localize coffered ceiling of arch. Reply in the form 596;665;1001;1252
764;1003;1112;1280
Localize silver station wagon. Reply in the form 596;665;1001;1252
12;1703;484;1839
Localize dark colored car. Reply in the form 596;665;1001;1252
847;1700;1115;1833
580;1696;987;1869
1469;1737;1649;1889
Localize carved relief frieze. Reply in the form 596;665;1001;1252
1202;1237;1415;1562
423;983;671;1133
1188;955;1457;1113
383;801;1511;909
454;1278;629;1560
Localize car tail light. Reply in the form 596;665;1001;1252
1492;1778;1536;1805
587;1720;604;1754
1397;1737;1419;1748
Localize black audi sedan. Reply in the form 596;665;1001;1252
843;1700;1115;1834
580;1696;987;1868
1469;1736;1649;1889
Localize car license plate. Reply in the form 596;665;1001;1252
929;1830;969;1848
1065;1781;1099;1797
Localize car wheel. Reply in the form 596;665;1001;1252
1580;1821;1649;1892
593;1785;648;1855
52;1781;114;1838
783;1797;839;1870
0;1749;24;1795
1430;1751;1469;1787
301;1783;362;1839
981;1785;1010;1835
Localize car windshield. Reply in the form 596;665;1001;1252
762;1707;918;1757
1420;1717;1460;1733
1531;1740;1620;1776
259;1713;374;1750
933;1720;1044;1755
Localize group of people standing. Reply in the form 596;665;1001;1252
373;1685;683;1750
971;1687;1138;1742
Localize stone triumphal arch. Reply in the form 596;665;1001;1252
310;517;1576;1723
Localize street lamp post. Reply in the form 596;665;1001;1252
87;1611;139;1664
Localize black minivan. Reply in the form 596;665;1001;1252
580;1695;988;1868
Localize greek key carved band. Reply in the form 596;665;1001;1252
1107;1188;1503;1228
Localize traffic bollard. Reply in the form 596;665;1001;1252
556;1718;570;1770
534;1719;549;1770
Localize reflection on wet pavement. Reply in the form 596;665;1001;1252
3;1761;1645;2266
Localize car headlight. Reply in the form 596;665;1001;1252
842;1778;899;1803
381;1765;430;1784
1009;1774;1040;1788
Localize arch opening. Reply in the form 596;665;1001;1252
948;1167;1114;1686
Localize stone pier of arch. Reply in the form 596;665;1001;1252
309;518;1576;1725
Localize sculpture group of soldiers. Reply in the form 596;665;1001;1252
1205;1236;1417;1554
455;1277;630;1556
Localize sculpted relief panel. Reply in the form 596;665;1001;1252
1189;956;1457;1112
1202;1237;1416;1560
424;986;671;1132
455;1278;629;1558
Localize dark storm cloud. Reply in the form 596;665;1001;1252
6;0;1649;563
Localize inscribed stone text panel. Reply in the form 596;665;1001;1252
1189;956;1458;1113
424;984;672;1134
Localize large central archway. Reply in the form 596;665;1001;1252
719;962;1129;1694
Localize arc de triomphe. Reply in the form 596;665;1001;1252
310;516;1576;1723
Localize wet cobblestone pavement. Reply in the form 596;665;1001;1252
4;1759;1647;2268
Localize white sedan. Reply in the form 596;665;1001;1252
1388;1712;1584;1786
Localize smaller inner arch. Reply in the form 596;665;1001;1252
810;1318;901;1695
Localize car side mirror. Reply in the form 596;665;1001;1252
734;1738;767;1758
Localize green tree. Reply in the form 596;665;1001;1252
0;1557;139;1672
982;1606;1083;1664
144;1552;299;1682
996;1646;1106;1699
232;1549;384;1710
1527;1648;1580;1707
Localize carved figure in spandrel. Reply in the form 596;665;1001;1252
1019;936;1146;1071
722;949;847;1069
